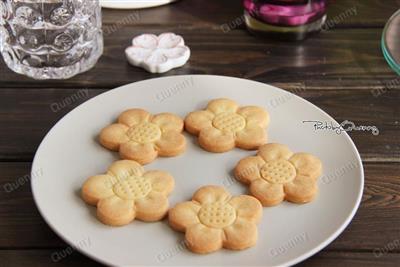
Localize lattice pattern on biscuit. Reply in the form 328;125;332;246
212;112;246;133
126;122;161;143
198;202;236;228
260;159;296;184
113;176;152;200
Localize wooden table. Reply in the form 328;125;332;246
0;0;399;266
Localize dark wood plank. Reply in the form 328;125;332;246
0;88;104;161
1;250;400;267
0;162;62;248
0;88;397;161
325;162;400;251
0;162;399;250
0;27;398;89
0;1;398;266
0;250;102;267
100;0;399;28
326;0;400;27
298;251;400;267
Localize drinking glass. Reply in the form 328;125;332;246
0;0;103;79
243;0;328;40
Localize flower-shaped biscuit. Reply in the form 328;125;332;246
99;109;186;165
169;185;262;254
185;98;269;152
82;160;174;226
125;33;191;73
235;143;322;206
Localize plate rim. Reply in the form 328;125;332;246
31;75;364;267
100;0;177;9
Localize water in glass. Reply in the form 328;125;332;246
0;0;103;79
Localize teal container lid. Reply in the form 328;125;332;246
382;9;400;75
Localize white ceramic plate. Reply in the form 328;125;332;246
31;75;364;266
100;0;177;9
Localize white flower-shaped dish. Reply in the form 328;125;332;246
125;33;190;73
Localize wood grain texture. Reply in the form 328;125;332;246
0;0;399;266
1;250;400;267
0;88;397;161
0;162;398;250
100;0;400;28
0;250;102;267
0;29;399;88
0;0;398;88
297;251;400;266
